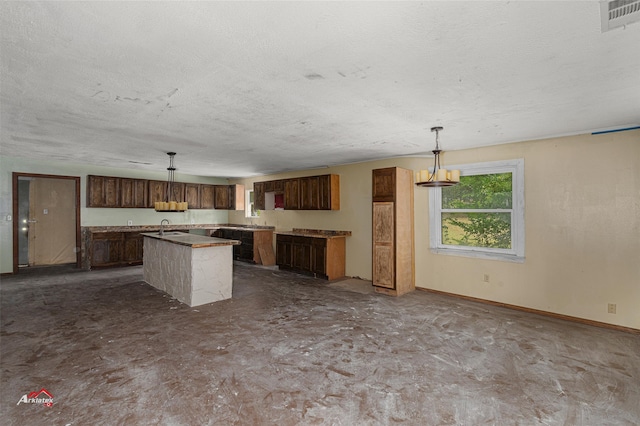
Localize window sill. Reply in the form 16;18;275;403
430;248;525;263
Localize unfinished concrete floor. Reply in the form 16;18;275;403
1;263;639;425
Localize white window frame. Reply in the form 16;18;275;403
429;159;525;263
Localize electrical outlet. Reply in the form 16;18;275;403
127;220;133;226
190;219;195;224
608;303;617;314
483;274;490;283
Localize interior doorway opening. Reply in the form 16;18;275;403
12;173;81;274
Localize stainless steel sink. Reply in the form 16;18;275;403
158;232;185;236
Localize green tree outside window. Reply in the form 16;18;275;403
441;173;512;249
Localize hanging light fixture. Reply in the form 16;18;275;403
154;152;188;212
415;126;460;187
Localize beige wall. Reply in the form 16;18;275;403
2;130;638;329
229;130;640;330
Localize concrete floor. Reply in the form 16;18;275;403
1;263;639;425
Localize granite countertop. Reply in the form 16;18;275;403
83;224;275;233
213;224;276;231
141;232;241;248
275;228;352;239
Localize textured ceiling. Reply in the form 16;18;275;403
1;1;639;177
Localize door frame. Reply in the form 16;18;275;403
12;172;81;274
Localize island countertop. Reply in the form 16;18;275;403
141;232;241;249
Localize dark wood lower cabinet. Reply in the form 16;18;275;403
311;238;327;276
292;236;313;271
91;232;124;268
89;231;154;268
123;233;144;264
212;228;273;264
275;234;345;280
275;235;293;268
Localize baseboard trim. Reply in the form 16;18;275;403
416;287;640;335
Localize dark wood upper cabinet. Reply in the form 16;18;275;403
372;167;396;202
88;175;243;210
169;182;185;204
273;179;285;192
87;175;121;207
120;178;148;208
253;174;339;211
200;185;215;209
254;182;266;210
284;178;300;210
147;180;167;207
213;184;245;210
214;185;231;209
185;183;201;209
300;176;320;210
319;174;340;210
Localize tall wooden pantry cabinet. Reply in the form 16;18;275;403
372;167;415;296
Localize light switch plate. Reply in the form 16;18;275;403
127;220;133;226
43;209;48;215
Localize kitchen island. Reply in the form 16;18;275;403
141;232;240;307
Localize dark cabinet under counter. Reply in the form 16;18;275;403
211;227;274;265
275;229;350;280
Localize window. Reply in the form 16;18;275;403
245;189;260;218
429;159;524;262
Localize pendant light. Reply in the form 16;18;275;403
154;152;188;211
415;126;460;187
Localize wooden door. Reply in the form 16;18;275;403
373;202;395;288
26;177;78;266
13;173;81;272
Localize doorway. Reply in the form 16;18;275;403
12;173;81;274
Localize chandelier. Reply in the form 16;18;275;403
154;152;188;211
415;126;460;187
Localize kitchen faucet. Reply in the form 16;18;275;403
160;219;169;236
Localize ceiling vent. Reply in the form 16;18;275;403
601;0;640;32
